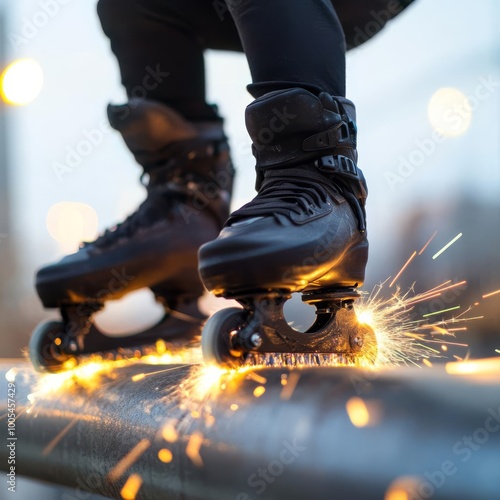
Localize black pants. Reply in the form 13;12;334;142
97;0;413;121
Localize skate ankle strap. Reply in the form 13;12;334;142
315;154;368;233
303;118;357;152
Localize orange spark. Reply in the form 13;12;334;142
161;420;179;443
418;230;438;255
280;371;300;400
253;386;266;398
186;432;204;467
42;419;78;456
389;251;417;288
108;439;151;482
482;289;500;299
158;448;173;464
120;474;143;500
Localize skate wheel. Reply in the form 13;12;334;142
29;320;72;373
201;307;247;367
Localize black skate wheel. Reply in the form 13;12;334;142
201;307;247;367
29;320;72;373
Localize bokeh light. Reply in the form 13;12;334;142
0;59;44;106
428;87;472;137
46;202;98;253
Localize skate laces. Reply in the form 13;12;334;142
83;182;191;249
229;167;336;221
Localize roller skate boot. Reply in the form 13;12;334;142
31;99;234;372
199;88;376;367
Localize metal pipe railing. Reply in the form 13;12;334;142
1;358;500;499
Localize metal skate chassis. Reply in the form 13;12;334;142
29;298;204;372
202;287;377;366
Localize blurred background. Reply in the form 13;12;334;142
0;0;499;496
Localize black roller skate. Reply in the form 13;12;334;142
199;88;377;367
31;99;234;372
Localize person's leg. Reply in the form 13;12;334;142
97;0;242;121
198;0;372;365
225;0;346;98
32;0;241;370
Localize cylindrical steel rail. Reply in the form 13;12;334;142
1;359;500;499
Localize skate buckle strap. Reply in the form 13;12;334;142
302;118;357;152
314;155;368;233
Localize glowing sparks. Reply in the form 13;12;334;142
132;373;146;382
418;230;438;255
108;439;151;482
345;397;379;428
385;477;421;500
253;386;266;398
246;372;267;385
42;419;79;456
432;233;463;260
161;421;179;443
496;349;500;355
120;474;143;500
482;289;500;299
280;371;300;400
445;357;500;376
186;432;204;467
230;404;239;411
158;448;173;463
389;251;417;288
422;358;433;368
422;306;460;318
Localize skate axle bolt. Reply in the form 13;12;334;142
250;333;263;348
352;336;363;347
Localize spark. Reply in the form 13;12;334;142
346;397;370;427
482;289;500;299
496;349;500;355
389;251;417;288
253;386;266;398
186;432;204;467
158;448;173;463
280;371;300;400
422;359;433;367
345;397;381;427
108;439;151;482
445;357;500;376
42;418;79;456
432;233;463;260
246;372;267;385
230;403;239;411
422;306;460;318
161;420;179;443
418;230;438;255
120;474;143;500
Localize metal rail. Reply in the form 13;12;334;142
1;358;500;499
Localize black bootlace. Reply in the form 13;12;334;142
83;182;190;249
229;167;338;221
